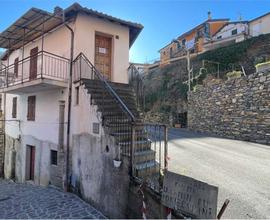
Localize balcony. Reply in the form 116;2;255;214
0;51;70;94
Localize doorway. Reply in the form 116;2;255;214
29;47;38;80
95;34;112;80
26;145;35;181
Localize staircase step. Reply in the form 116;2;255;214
135;160;159;178
134;150;156;164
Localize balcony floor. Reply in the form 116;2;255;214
1;78;68;94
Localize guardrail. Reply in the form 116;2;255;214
0;51;69;88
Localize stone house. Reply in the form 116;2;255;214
0;3;167;218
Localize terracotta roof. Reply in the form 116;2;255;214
159;18;229;52
212;21;248;37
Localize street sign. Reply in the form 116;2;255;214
162;171;218;219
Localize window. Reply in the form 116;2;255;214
51;150;58;165
170;47;173;57
12;97;17;118
93;123;100;134
182;39;186;46
14;57;19;78
231;29;237;35
27;96;36;121
75;86;79;105
217;36;222;39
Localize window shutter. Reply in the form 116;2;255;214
12;97;17;118
14;57;19;78
27;96;36;121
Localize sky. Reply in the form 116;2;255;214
0;0;269;63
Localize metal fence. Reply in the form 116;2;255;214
0;51;69;88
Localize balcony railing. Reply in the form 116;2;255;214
0;51;69;88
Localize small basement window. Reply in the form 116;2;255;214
51;150;58;165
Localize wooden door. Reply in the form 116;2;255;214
95;35;112;80
29;146;35;180
30;47;38;80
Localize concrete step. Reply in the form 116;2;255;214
134;150;156;164
111;131;147;142
135;160;159;178
82;79;131;90
119;139;152;152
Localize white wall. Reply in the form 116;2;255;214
74;13;130;83
249;14;270;37
213;23;248;40
3;11;132;186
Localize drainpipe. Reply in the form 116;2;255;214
64;22;74;192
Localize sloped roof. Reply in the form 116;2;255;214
249;11;270;23
212;20;248;37
0;2;143;51
159;18;229;52
64;3;143;47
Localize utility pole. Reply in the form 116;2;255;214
187;49;191;91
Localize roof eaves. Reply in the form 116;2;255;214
248;11;270;23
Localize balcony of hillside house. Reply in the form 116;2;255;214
0;51;69;94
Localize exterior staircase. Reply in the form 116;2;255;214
82;79;159;179
73;53;167;184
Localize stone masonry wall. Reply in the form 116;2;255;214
188;69;270;145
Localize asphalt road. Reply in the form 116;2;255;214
167;128;270;219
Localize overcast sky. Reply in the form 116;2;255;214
0;0;269;63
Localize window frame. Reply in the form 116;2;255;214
50;150;58;166
27;96;36;121
12;97;17;118
14;57;19;78
231;29;238;35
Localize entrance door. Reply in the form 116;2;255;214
95;34;112;80
26;145;35;181
29;47;38;80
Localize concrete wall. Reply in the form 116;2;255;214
4;89;67;186
188;69;270;145
249;14;270;37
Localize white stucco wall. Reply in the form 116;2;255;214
74;13;130;84
249;14;270;37
213;23;248;40
2;11;132;187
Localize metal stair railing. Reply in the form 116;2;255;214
73;53;168;185
128;63;145;112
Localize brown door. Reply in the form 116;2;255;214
30;47;38;80
29;146;35;180
95;34;112;80
26;145;35;181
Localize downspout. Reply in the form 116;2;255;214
64;22;74;192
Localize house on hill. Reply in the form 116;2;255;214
204;21;249;51
159;12;229;65
249;12;270;37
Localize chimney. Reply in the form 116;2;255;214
54;6;63;16
207;11;212;20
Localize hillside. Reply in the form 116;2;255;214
143;33;270;125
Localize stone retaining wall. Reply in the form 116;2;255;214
188;69;270;145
